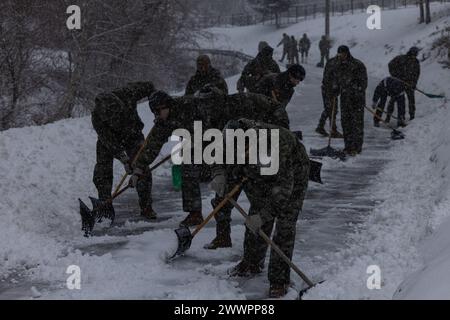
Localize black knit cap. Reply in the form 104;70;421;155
287;64;306;81
148;91;173;113
337;45;350;54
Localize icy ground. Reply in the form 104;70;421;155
0;4;450;299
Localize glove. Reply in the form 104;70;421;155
117;152;132;175
209;170;227;197
331;84;340;96
245;214;263;234
128;167;144;188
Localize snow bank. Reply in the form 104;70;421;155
0;104;170;281
0;118;96;277
392;100;450;300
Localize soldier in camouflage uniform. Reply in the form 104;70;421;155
315;55;343;138
185;55;229;96
204;93;290;250
298;33;311;64
388;47;421;120
277;33;291;63
213;119;310;299
334;45;368;156
129;90;290;228
91;82;156;219
289;36;299;65
181;55;229;227
254;64;305;109
237;43;280;93
317;35;331;68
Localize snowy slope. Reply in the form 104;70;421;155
0;3;449;299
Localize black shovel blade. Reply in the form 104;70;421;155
391;130;405;140
89;197;115;225
298;280;325;300
310;146;346;161
79;199;95;237
309;159;323;184
168;226;193;260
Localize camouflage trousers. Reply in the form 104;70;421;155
93;135;152;211
243;203;301;285
318;87;339;130
340;92;365;153
181;163;211;213
210;174;244;226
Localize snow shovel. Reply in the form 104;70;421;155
310;98;346;161
292;129;323;184
365;105;405;140
227;198;323;299
309;159;323;184
168;178;247;260
392;77;446;99
79;149;173;237
375;107;398;120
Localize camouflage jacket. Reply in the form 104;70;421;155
134;93;289;170
319;38;331;54
334;56;368;96
254;72;295;108
185;67;229;96
238;53;281;93
299;37;311;51
91;82;154;157
231;124;310;216
322;57;340;96
388;54;420;86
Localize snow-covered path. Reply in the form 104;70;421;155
0;62;398;299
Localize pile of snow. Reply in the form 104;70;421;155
0;105;170;281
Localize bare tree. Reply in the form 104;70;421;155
425;0;431;24
419;0;425;24
0;0;199;130
0;0;54;129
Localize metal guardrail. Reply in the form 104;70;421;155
190;0;450;29
181;48;254;63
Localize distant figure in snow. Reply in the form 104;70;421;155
277;33;291;63
298;33;311;64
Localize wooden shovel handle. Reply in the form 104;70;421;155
111;127;155;198
191;178;247;238
227;198;315;287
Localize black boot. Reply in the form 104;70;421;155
204;222;232;249
228;260;263;277
315;126;329;137
374;119;380;127
179;211;204;227
397;118;407;128
385;115;391;123
269;283;289;298
141;207;157;220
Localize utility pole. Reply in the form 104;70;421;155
325;0;330;37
